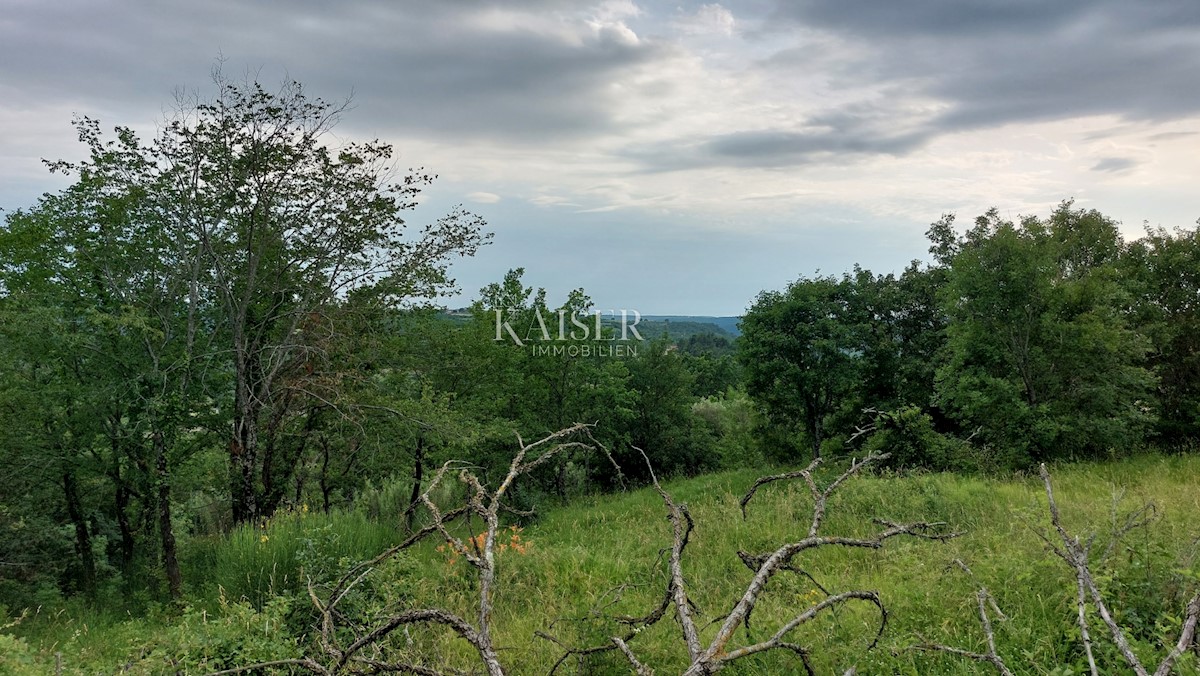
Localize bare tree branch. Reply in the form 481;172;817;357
612;636;655;676
224;423;612;676
570;449;958;676
634;445;704;662
1153;591;1200;676
915;589;1013;676
1041;464;1149;675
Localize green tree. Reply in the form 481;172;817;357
625;338;713;479
37;72;489;524
1124;225;1200;442
739;275;861;459
0;182;202;600
848;262;947;415
933;203;1154;463
473;269;635;493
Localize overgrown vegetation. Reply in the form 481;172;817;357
740;203;1200;470
2;71;1199;673
3;453;1198;673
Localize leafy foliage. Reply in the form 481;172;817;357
934;203;1155;463
739;275;863;459
1124;225;1200;443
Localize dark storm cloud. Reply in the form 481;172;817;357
0;0;665;142
767;0;1200;131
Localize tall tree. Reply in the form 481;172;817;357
1;140;217;598
625;337;712;479
473;269;635;492
1124;225;1200;442
933;203;1154;463
739;276;862;459
58;73;487;524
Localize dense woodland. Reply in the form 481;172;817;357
1;76;1199;673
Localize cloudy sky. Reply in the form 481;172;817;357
3;0;1199;315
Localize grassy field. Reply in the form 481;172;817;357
6;453;1200;674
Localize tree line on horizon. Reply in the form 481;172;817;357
741;202;1200;471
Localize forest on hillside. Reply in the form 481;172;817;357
1;76;1198;674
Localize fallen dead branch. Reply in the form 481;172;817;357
1039;464;1200;676
915;588;1014;676
542;450;959;675
919;464;1199;676
214;422;615;676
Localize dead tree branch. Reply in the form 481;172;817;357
216;422;612;676
915;465;1198;676
1040;464;1199;676
915;589;1014;676
543;450;958;675
612;636;655;676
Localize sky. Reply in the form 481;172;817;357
3;0;1200;316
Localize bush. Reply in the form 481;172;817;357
860;406;980;472
127;593;302;674
0;610;38;676
692;388;762;469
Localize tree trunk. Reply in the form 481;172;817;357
109;421;136;577
154;431;183;600
405;434;425;533
229;331;262;523
62;468;96;597
231;403;259;524
318;435;333;513
261;405;318;518
115;481;135;576
805;399;823;460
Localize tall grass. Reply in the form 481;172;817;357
9;453;1200;674
385;454;1200;674
183;505;404;607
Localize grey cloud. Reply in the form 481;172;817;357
704;127;928;163
625;126;930;171
772;1;1100;39
765;0;1200;134
1091;157;1139;173
1148;130;1199;141
0;0;669;143
625;94;934;170
770;1;1200;42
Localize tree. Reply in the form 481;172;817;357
739;276;862;459
472;268;634;494
933;203;1154;463
1124;225;1200;442
850;262;947;415
0;179;202;599
37;70;489;524
625;337;713;479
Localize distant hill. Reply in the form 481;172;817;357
637;315;741;337
436;310;742;340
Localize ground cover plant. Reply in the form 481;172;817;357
5;449;1198;674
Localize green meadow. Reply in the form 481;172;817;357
7;452;1198;675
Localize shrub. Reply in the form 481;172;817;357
861;406;979;471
